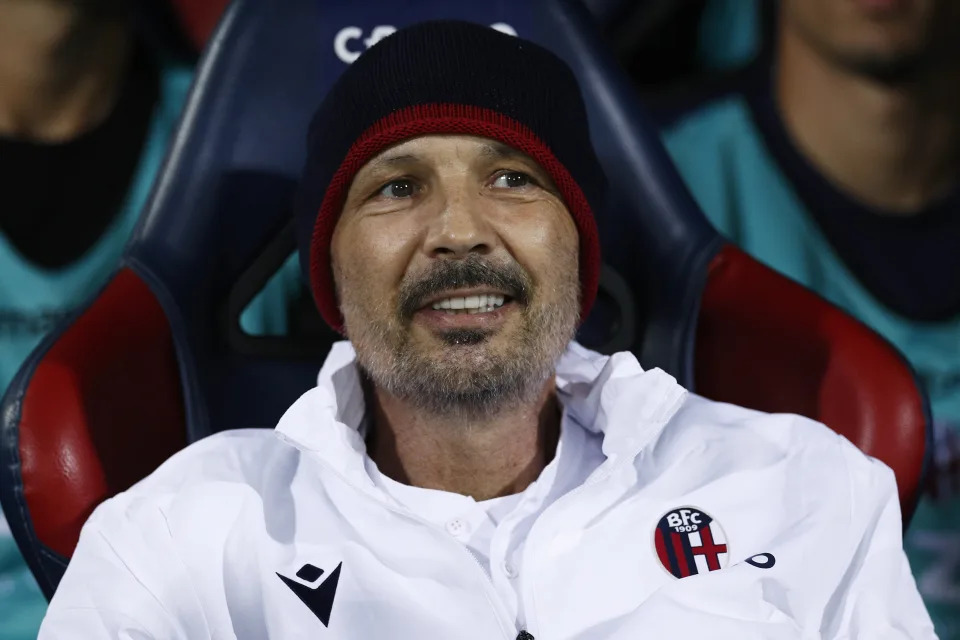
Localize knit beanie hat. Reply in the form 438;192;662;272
295;20;606;332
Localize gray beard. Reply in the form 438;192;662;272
363;309;573;419
344;257;580;420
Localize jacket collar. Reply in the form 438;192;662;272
274;341;687;481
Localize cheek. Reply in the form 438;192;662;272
331;219;421;311
498;202;580;288
549;215;581;291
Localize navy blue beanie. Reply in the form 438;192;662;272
294;20;606;331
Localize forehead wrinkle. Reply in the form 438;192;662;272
363;152;420;173
477;140;526;161
366;138;524;169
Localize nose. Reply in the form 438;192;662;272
423;187;496;259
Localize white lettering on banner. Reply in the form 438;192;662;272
334;24;517;64
490;22;517;36
334;25;396;63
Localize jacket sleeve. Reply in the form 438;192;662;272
38;497;207;639
821;443;938;639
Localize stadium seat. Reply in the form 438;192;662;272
0;0;931;600
168;0;230;52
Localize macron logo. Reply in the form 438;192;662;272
277;562;342;627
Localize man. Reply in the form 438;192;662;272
40;21;935;638
0;1;191;637
656;1;960;634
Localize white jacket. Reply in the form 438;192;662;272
40;342;936;639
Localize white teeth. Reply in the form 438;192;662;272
431;294;509;312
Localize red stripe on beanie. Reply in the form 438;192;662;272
310;103;601;333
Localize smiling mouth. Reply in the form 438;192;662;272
429;294;510;315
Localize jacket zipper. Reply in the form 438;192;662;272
310;457;520;639
510;457;625;637
515;393;686;636
462;524;538;640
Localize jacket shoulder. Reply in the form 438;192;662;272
133;428;291;493
665;394;899;509
87;429;298;531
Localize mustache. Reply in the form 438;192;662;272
398;257;532;319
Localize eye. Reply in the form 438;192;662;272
377;179;417;199
491;171;534;189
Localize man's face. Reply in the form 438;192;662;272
781;0;959;81
331;135;581;418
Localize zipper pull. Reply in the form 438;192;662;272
516;632;535;640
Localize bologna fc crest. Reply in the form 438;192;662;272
654;507;729;578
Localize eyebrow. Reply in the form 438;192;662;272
476;140;527;160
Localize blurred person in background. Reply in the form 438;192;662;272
0;0;192;636
655;0;960;634
598;0;771;88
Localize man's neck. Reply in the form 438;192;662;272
776;25;960;214
366;382;562;502
0;0;131;142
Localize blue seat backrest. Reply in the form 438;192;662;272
126;0;720;442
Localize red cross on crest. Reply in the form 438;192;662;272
654;507;729;578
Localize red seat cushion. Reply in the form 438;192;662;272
696;245;927;517
170;0;230;51
18;268;187;557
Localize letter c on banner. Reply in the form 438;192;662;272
336;23;516;65
334;26;363;63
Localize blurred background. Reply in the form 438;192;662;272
0;0;957;637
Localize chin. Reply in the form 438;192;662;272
426;334;506;371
